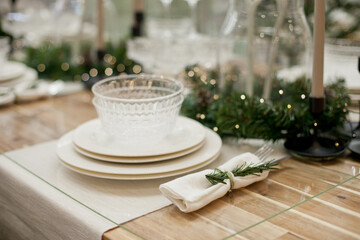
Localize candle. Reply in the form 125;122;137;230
311;0;325;98
97;0;105;51
134;0;144;12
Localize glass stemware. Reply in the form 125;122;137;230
184;0;200;37
160;0;173;19
217;0;311;97
0;36;10;67
159;0;174;38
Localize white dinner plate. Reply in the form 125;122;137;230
0;67;37;89
0;61;27;82
0;92;15;107
73;139;205;163
57;127;221;176
59;155;219;180
73;116;206;157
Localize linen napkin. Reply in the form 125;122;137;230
159;152;269;213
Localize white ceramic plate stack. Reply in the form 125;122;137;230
56;116;222;180
0;61;38;106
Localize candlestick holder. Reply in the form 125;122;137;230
284;96;349;161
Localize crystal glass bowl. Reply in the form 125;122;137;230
92;74;184;144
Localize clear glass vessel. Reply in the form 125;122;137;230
92;74;184;144
218;0;312;99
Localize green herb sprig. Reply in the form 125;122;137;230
205;161;278;186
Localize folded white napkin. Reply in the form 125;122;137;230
159;153;269;213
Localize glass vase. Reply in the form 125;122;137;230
218;0;312;99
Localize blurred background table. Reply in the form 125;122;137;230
0;91;359;240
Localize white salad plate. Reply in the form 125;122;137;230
72;116;206;157
73;139;205;163
57;127;222;179
0;61;27;82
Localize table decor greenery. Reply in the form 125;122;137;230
181;65;350;141
22;41;141;84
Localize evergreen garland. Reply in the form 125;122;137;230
22;40;141;83
181;65;350;141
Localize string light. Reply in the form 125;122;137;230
213;94;219;100
37;64;46;72
235;124;239;129
287;104;292;109
213;127;218;132
260;98;265;103
193;66;200;73
81;73;90;81
110;56;117;65
241;95;246;100
105;68;113;76
89;68;98;77
301;94;306;99
200;75;207;82
279;89;284;95
210;79;216;85
104;54;112;63
188;71;195;77
200;114;206;120
117;64;125;72
133;65;142;74
61;62;69;71
77;56;85;64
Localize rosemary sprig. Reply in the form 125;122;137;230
205;161;278;186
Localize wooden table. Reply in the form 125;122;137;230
1;90;359;240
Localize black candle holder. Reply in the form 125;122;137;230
284;96;349;161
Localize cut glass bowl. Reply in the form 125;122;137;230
92;74;184;144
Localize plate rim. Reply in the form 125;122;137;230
72;116;206;157
0;61;27;82
59;152;220;180
73;139;205;163
57;127;222;175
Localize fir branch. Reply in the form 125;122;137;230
205;161;278;186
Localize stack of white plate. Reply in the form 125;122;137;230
0;61;38;106
56;116;222;180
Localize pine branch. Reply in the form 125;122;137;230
205;161;278;186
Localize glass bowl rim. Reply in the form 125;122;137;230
91;74;184;103
92;95;184;113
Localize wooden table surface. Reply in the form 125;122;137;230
1;90;359;240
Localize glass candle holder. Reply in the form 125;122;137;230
218;0;312;99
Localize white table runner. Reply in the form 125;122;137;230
0;138;286;240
